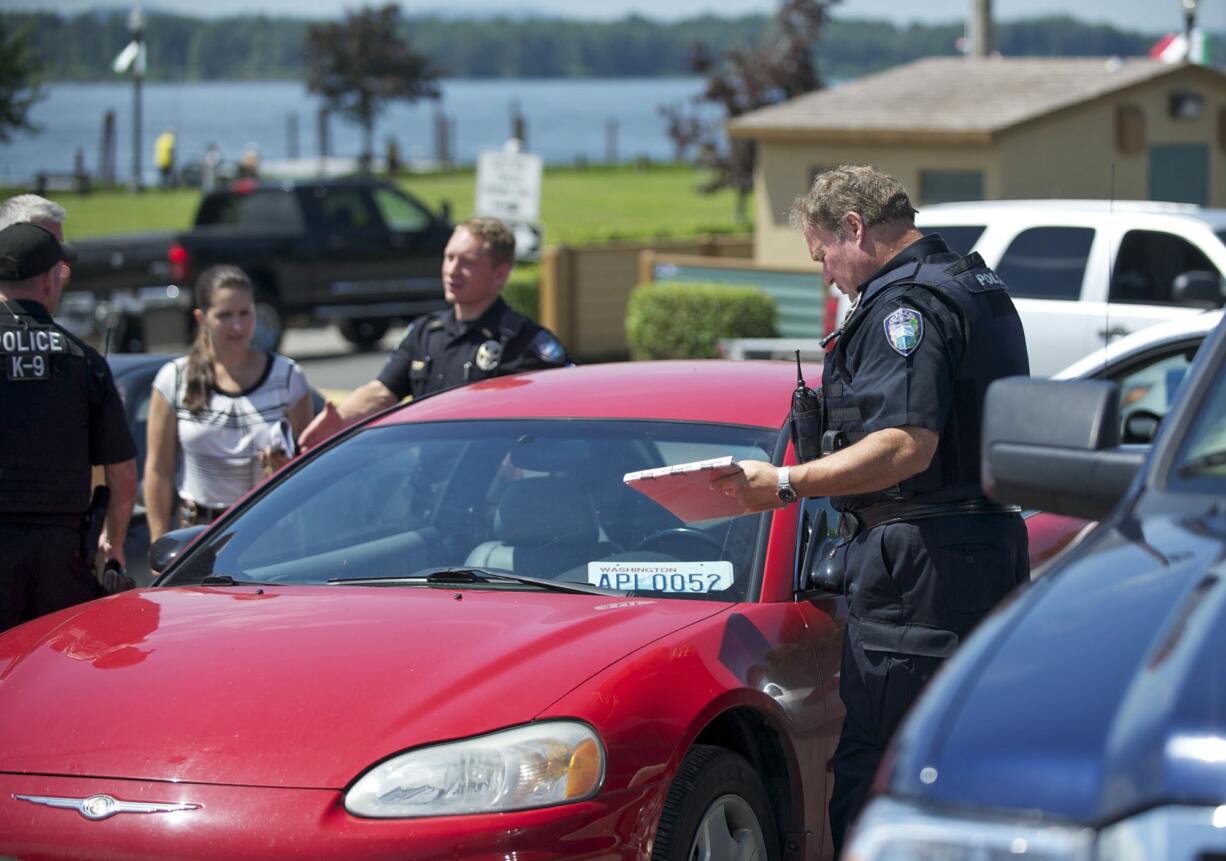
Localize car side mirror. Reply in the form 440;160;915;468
439;199;453;224
798;506;844;598
1122;409;1162;445
1172;271;1224;309
149;525;208;578
982;378;1145;520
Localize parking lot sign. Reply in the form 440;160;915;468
476;144;542;223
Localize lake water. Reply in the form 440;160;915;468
0;78;720;186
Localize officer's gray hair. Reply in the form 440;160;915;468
789;165;917;239
460;217;515;269
0;194;67;232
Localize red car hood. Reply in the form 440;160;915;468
0;586;727;788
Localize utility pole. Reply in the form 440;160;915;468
1183;0;1198;59
968;0;992;58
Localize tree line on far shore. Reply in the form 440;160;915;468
2;10;1172;84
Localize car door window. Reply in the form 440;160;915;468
318;189;382;232
235;191;304;230
996;227;1094;300
1112;340;1200;432
1110;230;1221;305
373;188;431;233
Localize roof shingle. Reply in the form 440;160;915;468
728;57;1223;141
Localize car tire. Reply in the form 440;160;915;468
252;293;283;353
339;318;390;351
651;745;780;861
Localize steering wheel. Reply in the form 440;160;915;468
631;527;725;558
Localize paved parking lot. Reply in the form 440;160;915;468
281;325;405;403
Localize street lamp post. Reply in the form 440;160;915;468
128;5;144;192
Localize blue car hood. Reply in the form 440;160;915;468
890;507;1226;825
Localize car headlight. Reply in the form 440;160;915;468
345;721;605;818
845;797;1095;861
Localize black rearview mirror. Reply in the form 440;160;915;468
799;506;845;598
149;525;208;578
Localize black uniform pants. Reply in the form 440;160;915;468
0;522;102;633
828;512;1029;856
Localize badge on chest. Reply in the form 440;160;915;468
475;339;503;372
0;325;66;381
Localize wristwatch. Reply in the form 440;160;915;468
777;467;798;504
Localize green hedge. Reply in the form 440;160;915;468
626;282;776;360
503;264;540;317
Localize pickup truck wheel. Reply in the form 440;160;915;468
652;745;779;861
252;296;283;352
339;319;389;351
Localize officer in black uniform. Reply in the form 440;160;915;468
716;165;1030;855
0;221;137;632
299;216;569;448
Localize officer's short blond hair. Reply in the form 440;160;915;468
460;217;516;268
789;165;918;239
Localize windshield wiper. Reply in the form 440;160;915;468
328;567;629;597
196;574;265;586
1175;447;1226;477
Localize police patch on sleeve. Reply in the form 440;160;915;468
883;308;923;357
532;330;566;363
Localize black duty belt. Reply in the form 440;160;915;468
838;499;1021;539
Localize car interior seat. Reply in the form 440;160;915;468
464;477;608;578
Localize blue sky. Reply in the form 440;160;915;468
5;0;1222;32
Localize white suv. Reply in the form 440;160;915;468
914;200;1226;375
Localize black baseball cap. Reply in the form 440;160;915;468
0;222;77;282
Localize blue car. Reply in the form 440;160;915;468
107;353;324;585
844;315;1226;858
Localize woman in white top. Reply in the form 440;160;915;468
145;265;313;541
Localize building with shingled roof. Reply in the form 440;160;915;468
729;57;1226;265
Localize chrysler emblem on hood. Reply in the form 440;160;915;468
14;793;201;820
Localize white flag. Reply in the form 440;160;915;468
113;40;139;74
1150;29;1210;65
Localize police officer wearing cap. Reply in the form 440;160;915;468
716;165;1030;855
0;221;137;632
299;216;569;449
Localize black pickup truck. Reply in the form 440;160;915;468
64;177;453;351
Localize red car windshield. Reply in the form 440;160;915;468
164;419;778;602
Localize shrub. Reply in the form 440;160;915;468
503;264;540;317
626;282;776;360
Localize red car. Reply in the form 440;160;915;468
0;361;848;860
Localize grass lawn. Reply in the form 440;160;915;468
3;164;752;243
401;164;751;245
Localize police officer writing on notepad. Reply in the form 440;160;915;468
715;165;1031;854
0;220;137;632
299;216;569;449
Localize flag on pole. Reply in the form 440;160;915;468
113;40;140;74
1150;29;1209;64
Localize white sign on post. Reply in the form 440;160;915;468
475;142;542;223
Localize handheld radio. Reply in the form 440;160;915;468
789;351;822;463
